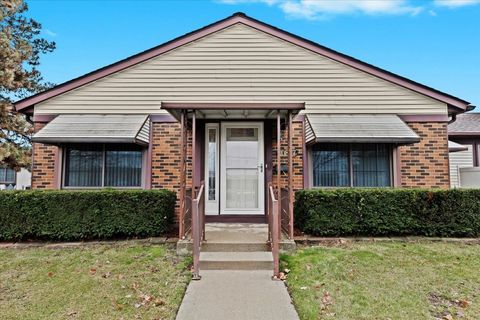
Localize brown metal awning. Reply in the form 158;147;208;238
161;102;305;120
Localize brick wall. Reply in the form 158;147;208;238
271;120;304;192
151;122;194;191
32;122;58;189
399;122;450;188
30;119;449;194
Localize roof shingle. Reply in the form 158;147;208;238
449;113;480;135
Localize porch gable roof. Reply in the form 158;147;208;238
161;102;305;120
14;13;472;115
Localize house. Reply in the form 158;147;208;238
0;167;31;190
14;13;474;240
448;113;480;188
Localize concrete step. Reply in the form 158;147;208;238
176;239;296;255
200;251;274;270
202;241;270;252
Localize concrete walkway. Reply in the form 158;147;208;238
176;270;299;320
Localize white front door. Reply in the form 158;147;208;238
220;122;264;215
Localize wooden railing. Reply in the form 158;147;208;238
267;184;280;278
191;182;205;280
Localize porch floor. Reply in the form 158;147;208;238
204;223;268;243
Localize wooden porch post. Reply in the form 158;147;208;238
179;110;186;239
276;110;281;238
288;111;294;239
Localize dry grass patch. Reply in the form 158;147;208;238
0;244;191;320
282;242;480;320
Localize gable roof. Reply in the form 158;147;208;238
14;12;473;115
449;113;480;136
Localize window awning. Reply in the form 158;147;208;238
305;114;420;144
448;140;469;153
32;114;150;146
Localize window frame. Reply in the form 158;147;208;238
309;143;394;188
62;144;145;189
0;167;16;185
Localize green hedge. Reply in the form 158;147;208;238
295;188;480;237
0;189;176;241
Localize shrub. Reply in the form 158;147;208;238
0;189;176;241
295;188;480;237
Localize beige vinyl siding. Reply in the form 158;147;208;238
450;145;474;188
35;23;447;115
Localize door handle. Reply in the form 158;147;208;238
258;164;263;173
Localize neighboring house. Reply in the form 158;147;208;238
13;13;474;236
448;113;480;188
0;167;31;190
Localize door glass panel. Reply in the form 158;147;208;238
226;169;258;208
208;129;216;201
225;127;260;209
227;128;257;141
226;128;258;168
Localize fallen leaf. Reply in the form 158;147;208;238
459;300;470;308
300;286;308;290
284;268;290;274
322;291;333;307
89;268;97;276
115;304;124;311
134;303;142;309
102;272;112;278
305;264;312;271
314;282;323;290
47;272;54;277
443;315;453;320
154;298;165;306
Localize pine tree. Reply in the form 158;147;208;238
0;0;55;170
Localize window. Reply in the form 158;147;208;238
64;144;143;188
0;167;15;184
312;143;392;187
207;128;217;201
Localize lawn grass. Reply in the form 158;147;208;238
0;244;191;320
282;242;480;320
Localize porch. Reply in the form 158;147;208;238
163;102;304;278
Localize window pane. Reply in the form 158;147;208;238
6;168;15;183
65;145;103;187
0;167;15;183
208;129;216;201
352;144;391;187
312;144;350;187
227;128;257;141
105;144;142;187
